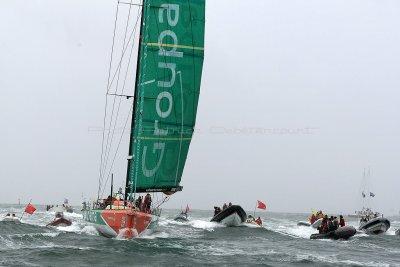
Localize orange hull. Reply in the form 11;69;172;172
84;208;158;239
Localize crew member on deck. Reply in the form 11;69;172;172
135;196;143;210
142;193;152;213
255;217;262;226
222;203;227;210
146;194;152;213
104;195;113;208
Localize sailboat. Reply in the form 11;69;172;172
83;0;206;239
174;204;190;222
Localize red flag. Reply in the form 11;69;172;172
257;200;267;210
25;203;36;215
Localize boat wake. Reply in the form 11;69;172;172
160;217;224;231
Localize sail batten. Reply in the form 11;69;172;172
126;0;205;195
145;42;205;51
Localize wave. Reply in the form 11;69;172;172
159;217;224;231
293;253;390;267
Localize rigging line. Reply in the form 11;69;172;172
100;3;141;174
101;7;141;181
97;1;120;200
101;0;135;177
119;1;142;6
102;8;140;181
107;93;134;98
105;8;142;94
102;4;140;173
100;103;134;199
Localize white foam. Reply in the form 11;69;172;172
158;218;186;227
159;217;223;231
138;231;170;239
385;228;396;236
266;222;316;239
81;225;99;236
56;222;82;233
64;212;83;219
242;222;263;229
189;219;224;230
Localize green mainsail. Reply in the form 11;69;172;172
126;0;205;194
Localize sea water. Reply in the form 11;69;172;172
0;204;399;266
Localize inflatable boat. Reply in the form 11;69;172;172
47;212;72;227
359;217;390;234
311;218;323;229
310;226;356;240
297;218;322;228
211;205;246;227
297;221;311;227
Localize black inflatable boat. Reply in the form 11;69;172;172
310;226;356;240
211;205;247;227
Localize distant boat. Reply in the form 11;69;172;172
245;216;263;226
47;212;72;227
174;205;190;222
46;200;74;213
298;218;323;228
174;213;188;222
356;168;390;234
298;211;324;228
83;0;206;239
2;213;20;223
359;217;390;234
211;205;247;227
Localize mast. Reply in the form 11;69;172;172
125;0;145;201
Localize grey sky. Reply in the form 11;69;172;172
1;0;399;215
